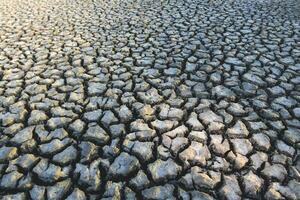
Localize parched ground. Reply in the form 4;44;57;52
0;0;300;199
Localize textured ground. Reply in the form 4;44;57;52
0;0;300;199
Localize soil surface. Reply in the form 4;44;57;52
0;0;300;199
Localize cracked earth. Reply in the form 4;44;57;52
0;0;300;199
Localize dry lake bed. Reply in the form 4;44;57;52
0;0;300;199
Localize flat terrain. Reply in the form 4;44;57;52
0;0;300;199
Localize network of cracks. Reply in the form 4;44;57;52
0;0;300;199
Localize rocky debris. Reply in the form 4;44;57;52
0;0;299;198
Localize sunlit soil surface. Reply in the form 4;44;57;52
0;0;300;199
